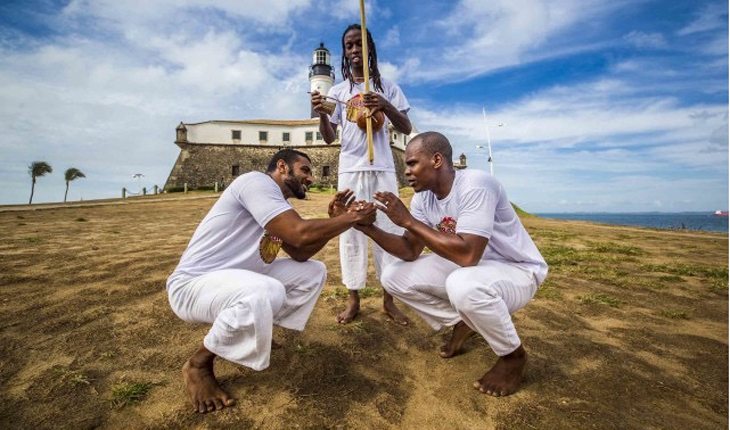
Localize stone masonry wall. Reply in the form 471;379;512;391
164;143;406;190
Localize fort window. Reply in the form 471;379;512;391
316;132;322;141
305;131;313;144
282;132;290;143
231;130;241;140
258;131;268;143
322;165;330;177
231;164;240;176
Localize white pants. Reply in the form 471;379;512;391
338;171;403;290
167;259;326;371
381;254;539;356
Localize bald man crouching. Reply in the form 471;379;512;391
337;132;548;396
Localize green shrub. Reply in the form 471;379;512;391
111;381;154;408
578;293;622;307
659;309;689;319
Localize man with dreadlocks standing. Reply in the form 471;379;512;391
311;24;412;325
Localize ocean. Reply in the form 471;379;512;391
536;212;729;233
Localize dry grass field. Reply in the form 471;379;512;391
0;191;727;429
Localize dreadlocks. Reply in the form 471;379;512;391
341;24;383;93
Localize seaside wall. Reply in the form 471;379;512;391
164;143;406;191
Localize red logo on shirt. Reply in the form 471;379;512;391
345;94;365;123
436;216;457;235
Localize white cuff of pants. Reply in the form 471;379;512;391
168;259;326;370
381;255;538;356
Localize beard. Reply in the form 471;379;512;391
284;173;307;199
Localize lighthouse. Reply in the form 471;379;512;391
309;42;335;118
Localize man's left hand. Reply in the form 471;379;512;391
328;189;355;218
349;201;377;226
347;200;378;226
362;92;391;116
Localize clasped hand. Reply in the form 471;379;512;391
328;189;376;226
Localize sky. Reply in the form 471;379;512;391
0;0;727;212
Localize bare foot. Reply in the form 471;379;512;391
182;346;235;413
439;320;474;358
383;292;409;325
473;345;527;397
336;290;360;324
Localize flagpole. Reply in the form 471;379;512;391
482;107;494;175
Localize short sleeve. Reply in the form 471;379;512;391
234;174;293;228
455;187;496;239
410;194;431;227
387;81;410;114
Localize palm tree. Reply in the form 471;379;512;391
64;168;86;203
28;161;53;204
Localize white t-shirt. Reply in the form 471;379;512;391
410;169;548;283
327;77;410;173
169;172;293;281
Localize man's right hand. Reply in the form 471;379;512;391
310;91;329;115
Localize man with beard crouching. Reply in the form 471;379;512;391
166;148;376;413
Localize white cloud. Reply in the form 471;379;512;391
0;0;726;212
410;76;728;212
699;33;729;56
623;31;667;49
63;0;312;27
382;26;400;48
398;0;632;82
378;61;402;84
415;78;726;150
0;3;316;204
677;3;727;35
328;0;386;21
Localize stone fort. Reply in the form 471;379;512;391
163;43;464;191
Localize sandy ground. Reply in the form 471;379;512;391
0;191;727;429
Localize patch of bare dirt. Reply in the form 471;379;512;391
0;192;726;429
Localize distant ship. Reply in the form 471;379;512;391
713;210;728;216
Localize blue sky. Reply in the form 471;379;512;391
0;0;727;212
